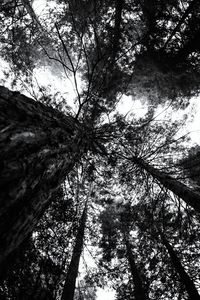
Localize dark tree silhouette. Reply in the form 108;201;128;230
160;232;200;300
1;0;200;298
61;202;87;300
124;237;148;300
130;156;200;213
0;85;94;265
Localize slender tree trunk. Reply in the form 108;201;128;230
0;86;91;265
124;237;148;300
160;233;200;300
131;156;200;213
111;0;124;63
21;0;42;28
163;0;199;50
61;203;87;300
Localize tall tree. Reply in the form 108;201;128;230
98;203;149;299
130;156;200;213
1;0;200;298
61;201;88;300
120;204;149;300
160;231;200;300
0;86;97;265
131;191;200;300
124;237;148;300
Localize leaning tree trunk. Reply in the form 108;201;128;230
124;237;148;300
0;86;91;265
131;156;200;213
163;0;199;50
61;202;87;300
160;233;200;300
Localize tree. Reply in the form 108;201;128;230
111;114;200;213
98;203;149;299
130;190;200;300
61;201;88;300
0;85;97;265
130;156;200;213
179;145;200;187
128;0;200;105
1;1;200;299
160;231;200;300
0;165;90;299
124;237;148;300
115;199;199;299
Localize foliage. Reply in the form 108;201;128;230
1;0;200;299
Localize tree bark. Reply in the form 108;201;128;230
132;157;200;213
111;0;124;64
125;238;148;300
61;203;87;300
0;86;90;265
160;233;200;300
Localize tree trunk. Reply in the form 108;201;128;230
0;86;90;265
160;233;200;300
21;0;42;28
163;0;199;50
125;238;148;300
111;0;124;64
132;157;200;213
61;203;87;300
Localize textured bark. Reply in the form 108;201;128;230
0;86;90;265
125;238;148;300
61;203;87;300
132;157;200;213
161;233;200;300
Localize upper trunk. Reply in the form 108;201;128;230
21;0;42;28
125;237;148;300
163;0;199;50
61;203;87;300
111;0;124;64
0;86;90;265
160;233;200;300
132;157;200;213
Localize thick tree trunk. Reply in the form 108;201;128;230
0;86;90;265
61;203;87;300
160;233;200;300
125;238;147;300
132;157;200;213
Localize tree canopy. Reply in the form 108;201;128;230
0;0;200;299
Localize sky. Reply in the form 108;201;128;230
96;288;116;299
25;0;200;147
